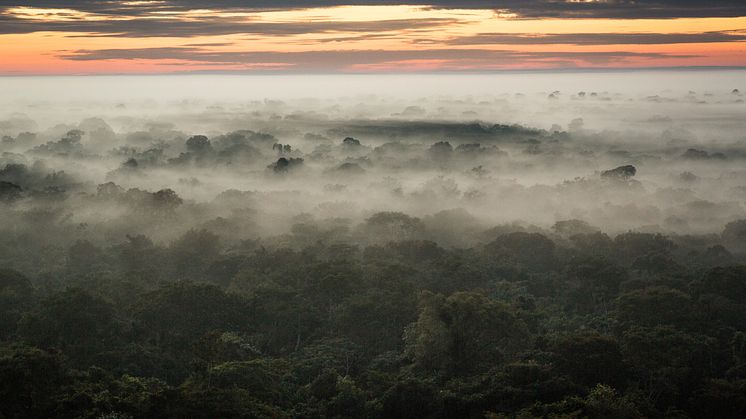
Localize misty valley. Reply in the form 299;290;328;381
2;74;746;418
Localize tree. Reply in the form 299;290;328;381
291;338;362;384
169;229;222;280
0;181;22;202
363;212;426;244
630;251;681;275
97;181;124;198
569;231;615;258
692;265;746;330
551;333;627;388
552;219;598;237
0;269;34;338
151;188;183;214
379;378;442;419
722;219;746;252
614;286;699;331
243;281;322;355
185;135;212;155
114;234;165;282
689;379;746;418
613;232;675;265
601;165;636;180
207;358;287;404
579;384;641;419
67;239;103;273
621;325;719;410
270;157;303;173
0;346;66;418
405;291;528;376
428;141;453;164
561;256;628;313
342;137;361;146
19;288;119;364
335;288;417;355
485;232;557;272
133;283;251;348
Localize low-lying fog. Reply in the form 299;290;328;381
1;71;745;264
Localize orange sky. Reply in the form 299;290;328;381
1;5;746;74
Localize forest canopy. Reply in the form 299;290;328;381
1;81;746;418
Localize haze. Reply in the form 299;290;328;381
2;71;745;243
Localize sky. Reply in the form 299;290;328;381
2;1;746;74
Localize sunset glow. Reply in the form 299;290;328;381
2;2;746;74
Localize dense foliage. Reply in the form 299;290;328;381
2;214;746;418
2;106;746;417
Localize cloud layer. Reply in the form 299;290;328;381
4;1;746;20
2;2;745;73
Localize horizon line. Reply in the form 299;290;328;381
2;66;746;77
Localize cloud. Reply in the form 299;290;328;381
3;1;746;20
58;46;696;71
488;0;746;19
444;31;746;46
1;2;737;73
0;13;460;37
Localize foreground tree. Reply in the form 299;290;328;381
405;291;528;376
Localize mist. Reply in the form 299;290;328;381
3;71;746;418
2;71;745;249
